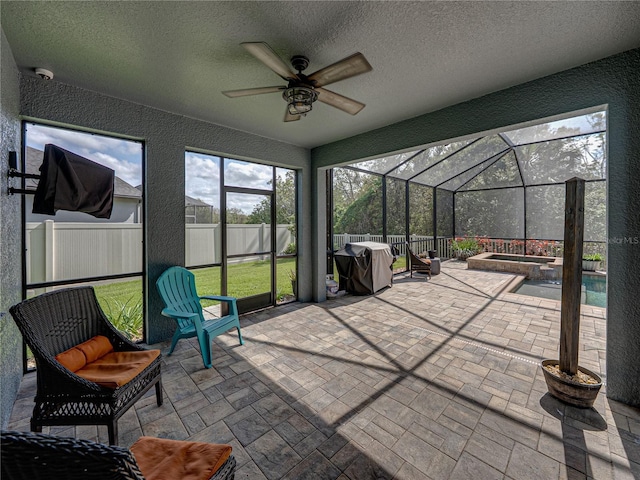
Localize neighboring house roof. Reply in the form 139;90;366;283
185;195;211;207
25;146;141;199
135;186;212;208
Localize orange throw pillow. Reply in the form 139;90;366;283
131;437;232;480
55;347;87;372
55;335;114;372
76;335;114;363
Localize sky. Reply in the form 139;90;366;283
26;123;143;187
25;123;292;214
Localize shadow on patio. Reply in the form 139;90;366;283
8;262;640;479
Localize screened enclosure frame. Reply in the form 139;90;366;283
328;108;607;268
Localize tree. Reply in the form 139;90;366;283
408;183;433;236
246;170;296;225
226;208;247;224
333;170;383;234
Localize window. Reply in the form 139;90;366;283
23;123;144;366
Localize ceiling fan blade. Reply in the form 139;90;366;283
222;86;284;98
316;87;365;115
284;107;301;122
307;53;372;87
241;42;298;81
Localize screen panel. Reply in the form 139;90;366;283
413;135;509;187
526;184;564;240
409;182;433;237
503;111;606;145
517;132;606;185
436;188;454;237
455;188;524;238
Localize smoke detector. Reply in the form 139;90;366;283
35;68;54;80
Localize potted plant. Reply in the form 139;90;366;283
582;253;603;271
542;178;602;408
450;237;481;261
288;269;297;297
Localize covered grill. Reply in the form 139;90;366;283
334;242;395;295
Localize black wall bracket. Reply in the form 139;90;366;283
7;151;38;195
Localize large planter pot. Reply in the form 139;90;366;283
541;359;602;408
455;249;479;261
582;260;601;271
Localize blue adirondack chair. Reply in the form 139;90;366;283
156;266;243;368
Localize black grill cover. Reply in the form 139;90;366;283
33;144;115;219
334;242;394;295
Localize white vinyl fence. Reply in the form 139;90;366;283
186;223;295;266
26;221;295;284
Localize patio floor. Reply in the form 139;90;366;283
8;261;640;479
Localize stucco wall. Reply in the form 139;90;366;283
312;48;640;406
0;28;24;428
19;77;310;343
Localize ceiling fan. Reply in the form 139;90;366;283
222;42;372;122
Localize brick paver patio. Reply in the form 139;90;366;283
8;261;640;479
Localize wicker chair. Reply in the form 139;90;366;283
9;287;162;445
407;244;432;279
0;430;236;480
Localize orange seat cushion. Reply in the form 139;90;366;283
74;350;160;388
55;335;114;372
131;436;232;480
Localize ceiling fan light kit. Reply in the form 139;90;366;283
283;86;318;115
223;42;372;122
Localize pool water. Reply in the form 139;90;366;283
514;274;606;308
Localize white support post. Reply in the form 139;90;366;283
44;219;54;283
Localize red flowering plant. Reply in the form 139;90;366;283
508;239;524;254
524;239;560;256
475;236;492;252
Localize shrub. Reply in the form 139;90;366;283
450;237;481;260
282;242;297;255
583;253;603;261
103;296;143;341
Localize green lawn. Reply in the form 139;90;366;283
94;258;297;338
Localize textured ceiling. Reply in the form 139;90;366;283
2;1;640;148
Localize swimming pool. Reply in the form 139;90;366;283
513;274;606;308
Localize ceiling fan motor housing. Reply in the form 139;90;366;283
291;55;310;73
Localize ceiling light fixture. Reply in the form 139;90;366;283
283;86;318;116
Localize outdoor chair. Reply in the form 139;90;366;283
0;430;236;480
9;287;162;446
407;243;432;279
156;266;243;369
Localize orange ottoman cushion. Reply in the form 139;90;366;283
131;436;232;480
